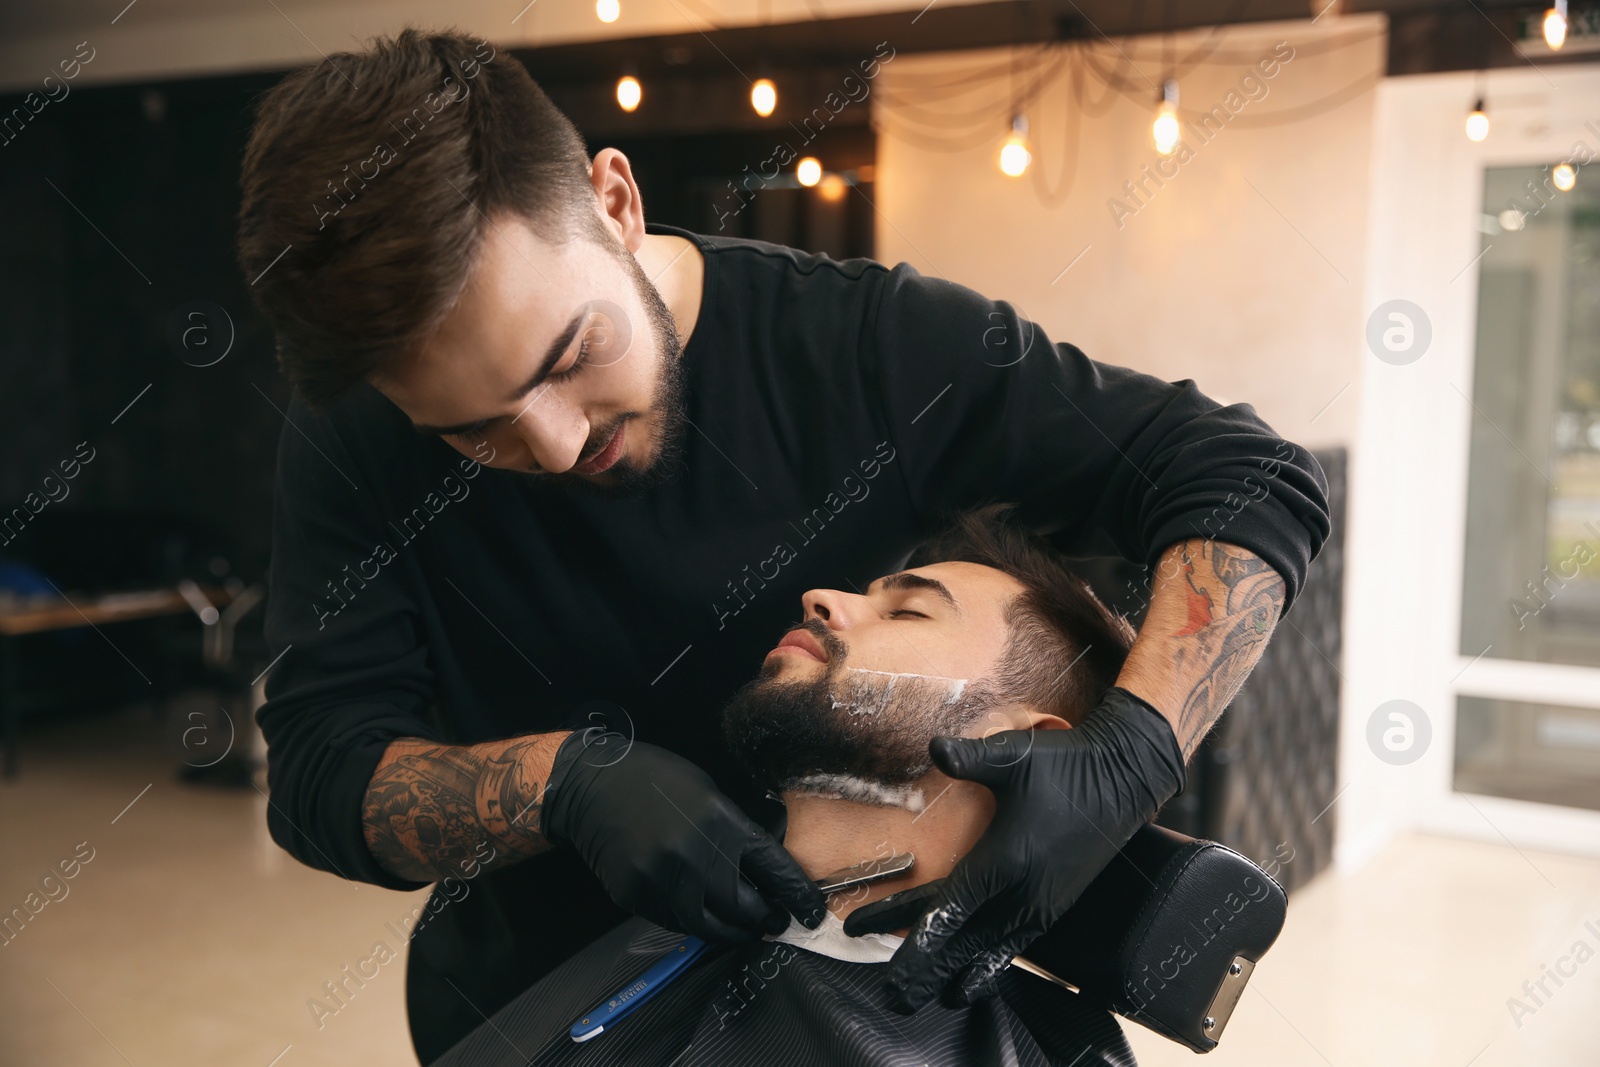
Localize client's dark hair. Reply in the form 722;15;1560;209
236;25;613;411
905;503;1135;725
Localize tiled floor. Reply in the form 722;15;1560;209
4;702;1598;1066
1;702;430;1067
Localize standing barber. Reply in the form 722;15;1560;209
237;28;1329;1062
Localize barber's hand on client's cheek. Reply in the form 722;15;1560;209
842;686;1187;1014
540;727;828;943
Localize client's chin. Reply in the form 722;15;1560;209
719;665;984;807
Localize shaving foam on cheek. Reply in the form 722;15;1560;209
846;668;968;703
829;669;969;716
788;774;928;813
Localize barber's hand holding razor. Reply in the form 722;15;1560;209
843;686;1187;1013
540;722;827;943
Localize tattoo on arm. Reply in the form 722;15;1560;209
1160;540;1286;760
362;735;561;883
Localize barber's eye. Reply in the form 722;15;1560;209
453;425;490;443
549;337;592;385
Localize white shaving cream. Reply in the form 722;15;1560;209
917;903;961;940
788;773;929;813
828;668;968;717
846;668;968;703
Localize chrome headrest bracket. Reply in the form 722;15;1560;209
1201;955;1255;1040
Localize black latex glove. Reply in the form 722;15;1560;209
540;727;827;942
842;686;1187;1013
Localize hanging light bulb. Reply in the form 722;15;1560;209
596;0;621;22
998;114;1031;178
1153;80;1181;155
796;157;822;187
1465;98;1489;142
616;75;642;112
1553;162;1577;191
751;78;777;117
818;174;847;202
1544;0;1568;49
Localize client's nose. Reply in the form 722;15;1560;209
801;586;864;627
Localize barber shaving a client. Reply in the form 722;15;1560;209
435;505;1146;1066
236;26;1331;1063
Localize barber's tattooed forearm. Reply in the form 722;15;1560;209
1162;540;1285;759
362;736;558;882
1118;538;1286;763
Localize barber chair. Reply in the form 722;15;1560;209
436;821;1286;1061
1018;821;1287;1052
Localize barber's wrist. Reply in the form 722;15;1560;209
540;727;630;846
1101;685;1189;802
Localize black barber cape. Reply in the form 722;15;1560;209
259;221;1331;1062
430;917;1137;1067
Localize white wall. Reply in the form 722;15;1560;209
872;16;1385;452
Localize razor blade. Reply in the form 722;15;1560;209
814;851;915;894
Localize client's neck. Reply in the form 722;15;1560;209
779;772;995;934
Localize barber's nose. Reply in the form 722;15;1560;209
512;397;589;473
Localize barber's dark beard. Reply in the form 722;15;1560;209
721;621;987;797
545;243;689;500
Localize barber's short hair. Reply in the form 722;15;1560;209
905;503;1136;725
236;26;613;411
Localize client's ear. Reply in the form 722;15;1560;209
969;705;1072;736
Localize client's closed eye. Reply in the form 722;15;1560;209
886;609;928;619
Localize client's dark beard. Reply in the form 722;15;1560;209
721;622;991;803
545;241;689;500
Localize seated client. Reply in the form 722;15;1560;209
432;504;1144;1067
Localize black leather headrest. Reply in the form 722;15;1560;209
1018;822;1287;1053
